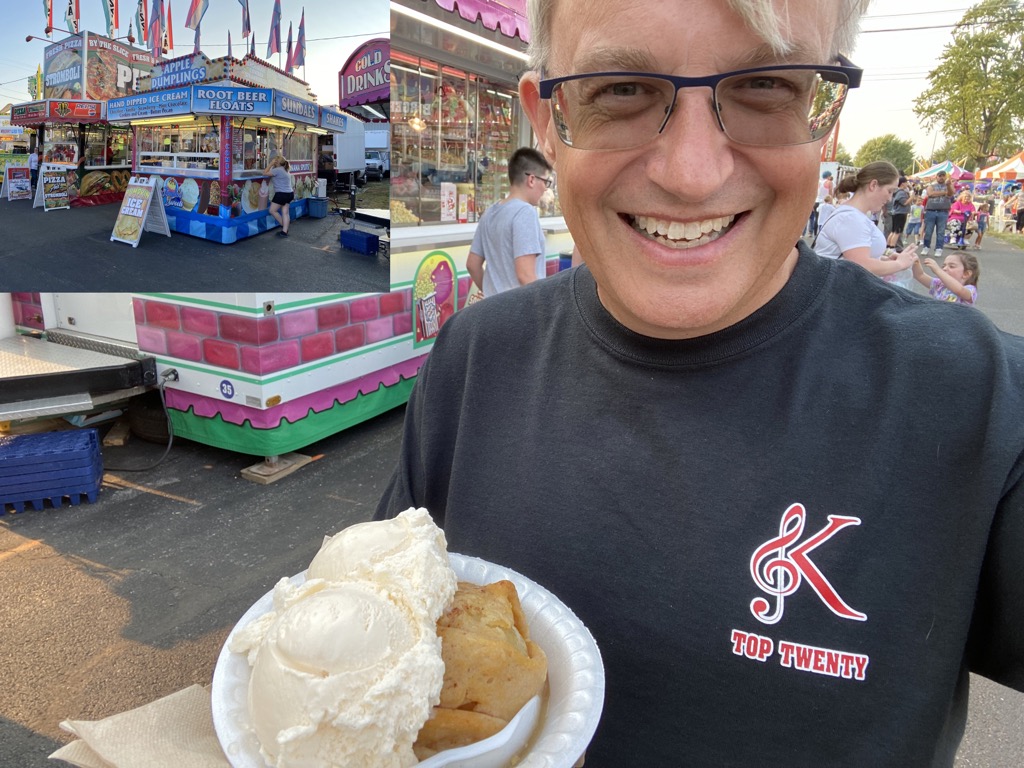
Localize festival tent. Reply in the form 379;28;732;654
915;160;974;180
977;150;1024;180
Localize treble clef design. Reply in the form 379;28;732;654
749;503;867;625
749;503;806;624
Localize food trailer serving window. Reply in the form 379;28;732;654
44;124;80;164
391;54;550;226
84;126;130;168
136;121;220;177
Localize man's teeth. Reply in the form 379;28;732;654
632;214;736;248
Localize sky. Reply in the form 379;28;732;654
839;0;995;162
0;0;387;112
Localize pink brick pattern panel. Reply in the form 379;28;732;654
133;292;417;375
12;293;44;331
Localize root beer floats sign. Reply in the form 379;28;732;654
339;38;389;108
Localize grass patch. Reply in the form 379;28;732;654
988;230;1024;248
356;180;389;209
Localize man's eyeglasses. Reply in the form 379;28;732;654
538;56;862;152
531;174;555;189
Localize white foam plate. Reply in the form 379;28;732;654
211;553;604;768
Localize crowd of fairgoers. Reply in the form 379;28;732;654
809;174;1024;251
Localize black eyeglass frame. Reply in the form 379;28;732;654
537;54;863;148
530;174;556;189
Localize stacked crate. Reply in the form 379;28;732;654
340;227;380;256
0;430;103;513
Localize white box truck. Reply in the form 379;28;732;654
364;126;390;180
319;115;366;192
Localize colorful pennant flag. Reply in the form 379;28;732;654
292;8;305;69
238;0;251;38
42;0;54;31
101;0;120;38
184;0;207;31
285;21;293;73
136;0;148;42
266;0;281;58
65;0;80;33
193;18;200;53
165;0;174;51
148;0;162;56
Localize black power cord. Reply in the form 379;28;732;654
103;370;177;472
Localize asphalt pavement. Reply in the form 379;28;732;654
1;236;1023;766
0;186;389;293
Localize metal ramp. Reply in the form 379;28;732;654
0;334;157;422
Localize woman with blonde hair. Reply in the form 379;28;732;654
813;161;918;284
264;155;295;236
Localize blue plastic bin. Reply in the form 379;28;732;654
340;228;380;255
307;197;328;219
1;430;103;513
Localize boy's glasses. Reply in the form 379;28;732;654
531;174;555;189
538;56;862;151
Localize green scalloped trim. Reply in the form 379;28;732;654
167;376;416;456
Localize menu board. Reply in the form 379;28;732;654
110;177;170;247
35;164;71;211
4;167;32;201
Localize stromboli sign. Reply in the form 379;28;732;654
338;38;389;108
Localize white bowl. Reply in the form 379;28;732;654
211;553;604;768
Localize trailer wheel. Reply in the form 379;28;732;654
128;391;171;444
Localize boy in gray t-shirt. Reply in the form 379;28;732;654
467;147;553;296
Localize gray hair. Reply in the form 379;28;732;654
526;0;870;72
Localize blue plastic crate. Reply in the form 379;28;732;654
1;430;103;513
340;228;379;255
0;430;100;468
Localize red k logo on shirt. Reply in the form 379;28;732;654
749;503;867;625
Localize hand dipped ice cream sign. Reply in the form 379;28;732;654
339;38;389;108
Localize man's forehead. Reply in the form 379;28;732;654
548;3;834;72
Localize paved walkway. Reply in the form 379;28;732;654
0;189;389;293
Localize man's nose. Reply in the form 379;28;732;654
641;88;733;200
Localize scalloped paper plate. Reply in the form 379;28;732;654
211;553;604;768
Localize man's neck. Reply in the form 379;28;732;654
506;184;532;204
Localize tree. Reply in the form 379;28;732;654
928;140;960;167
834;143;853;165
853;134;915;173
913;0;1024;170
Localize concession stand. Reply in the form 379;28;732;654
105;52;326;243
389;0;573;316
10;32;156;206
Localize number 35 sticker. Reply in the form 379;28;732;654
219;380;236;399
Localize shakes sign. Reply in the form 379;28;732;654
338;38;389;108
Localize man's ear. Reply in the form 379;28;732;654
520;72;557;167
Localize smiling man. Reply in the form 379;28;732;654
377;1;1024;765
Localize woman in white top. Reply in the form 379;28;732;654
814;161;917;280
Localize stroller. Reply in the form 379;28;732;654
943;216;969;251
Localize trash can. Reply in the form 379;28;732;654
308;197;328;219
558;251;573;271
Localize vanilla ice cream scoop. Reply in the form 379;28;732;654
249;581;445;768
307;507;456;623
230;508;458;768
